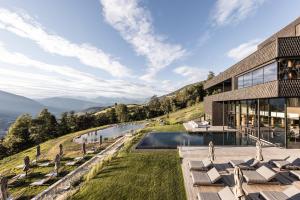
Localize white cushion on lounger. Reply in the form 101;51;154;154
273;160;290;168
191;171;211;185
203;158;212;167
283;186;300;197
260;191;288;200
197;193;220;200
290;170;300;179
189;160;205;170
287;156;298;163
218;186;236;200
243;171;266;183
257;166;276;181
207;168;221;183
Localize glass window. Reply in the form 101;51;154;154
264;62;277;83
241;101;247;128
243;73;252;87
287;98;300;148
269;98;285;147
237;76;244;89
252;68;264;85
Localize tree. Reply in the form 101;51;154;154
207;71;215;80
0;141;7;159
106;108;117;124
115;104;128;122
58;112;70;136
160;98;172;114
3;114;32;153
30;109;58;144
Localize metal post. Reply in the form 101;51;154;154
258;99;260;140
223;82;225;132
285;98;288;148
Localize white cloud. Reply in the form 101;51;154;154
0;8;131;77
227;39;261;61
173;66;208;84
100;0;186;81
212;0;265;26
0;43;161;99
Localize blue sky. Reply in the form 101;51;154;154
0;0;299;99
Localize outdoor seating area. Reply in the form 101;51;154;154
0;141;101;198
179;141;300;200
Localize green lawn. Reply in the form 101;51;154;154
71;131;186;200
0;125;113;199
155;103;203;125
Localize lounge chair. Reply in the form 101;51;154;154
197;186;237;200
243;165;278;184
229;157;259;170
191;167;223;186
189;158;212;171
30;176;52;186
290;170;300;180
260;185;300;200
272;156;300;169
65;157;84;166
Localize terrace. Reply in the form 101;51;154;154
179;146;300;200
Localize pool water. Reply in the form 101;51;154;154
136;132;254;149
74;123;145;144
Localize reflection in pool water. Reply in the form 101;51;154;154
74;123;145;144
136;132;254;149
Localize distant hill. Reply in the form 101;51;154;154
159;81;204;99
0;90;44;116
76;106;106;115
91;96;147;106
36;97;101;112
0;90;46;137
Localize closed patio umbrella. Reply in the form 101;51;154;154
54;154;60;175
0;177;8;200
23;156;30;177
233;166;245;200
208;141;215;162
36;145;41;163
59;144;63;157
255;140;263;161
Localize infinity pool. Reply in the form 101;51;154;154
136;132;254;149
74;123;145;144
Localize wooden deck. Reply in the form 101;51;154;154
183;123;237;133
179;146;300;200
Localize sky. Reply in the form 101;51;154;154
0;0;299;99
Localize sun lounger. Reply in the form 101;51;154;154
189;158;212;171
260;185;300;200
65;157;84;166
191;167;223;186
229;158;259;170
272;156;300;169
243;165;278;184
290;170;300;180
37;162;51;167
197;186;237;200
30;176;52;186
45;172;57;177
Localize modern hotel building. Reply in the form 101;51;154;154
204;17;300;148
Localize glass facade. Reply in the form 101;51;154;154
287;98;300;148
226;98;300;148
237;62;277;89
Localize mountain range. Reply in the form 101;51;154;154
0;90;147;137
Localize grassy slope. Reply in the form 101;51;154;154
2;102;203;199
72;134;186;200
0;125;111;199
